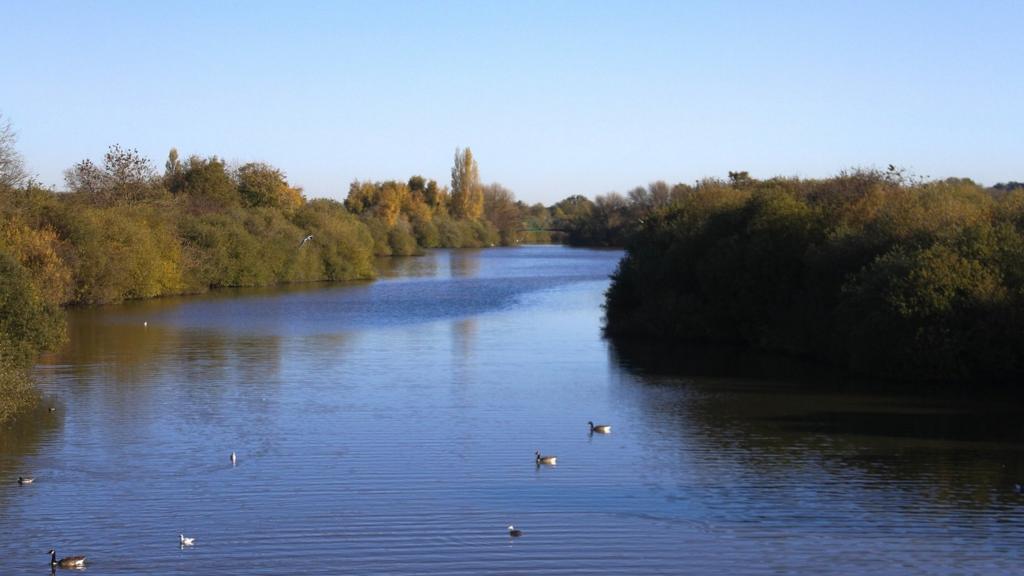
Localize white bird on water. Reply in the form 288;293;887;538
180;534;195;546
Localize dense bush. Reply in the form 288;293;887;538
0;144;384;422
605;172;1024;384
0;251;65;421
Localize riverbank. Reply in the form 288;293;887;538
604;171;1024;385
0;143;538;423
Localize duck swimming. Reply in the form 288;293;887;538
49;549;86;569
535;450;557;465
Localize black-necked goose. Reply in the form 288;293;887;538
18;476;34;485
49;549;86;569
588;421;612;434
535;450;557;465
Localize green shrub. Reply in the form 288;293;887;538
606;171;1024;384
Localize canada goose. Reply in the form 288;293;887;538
588;421;612;434
18;476;34;485
180;534;195;546
535;450;556;465
49;549;86;569
507;525;522;537
230;451;236;465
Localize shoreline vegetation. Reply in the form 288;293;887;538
604;171;1024;385
3;115;1023;419
0;123;561;421
0;114;663;422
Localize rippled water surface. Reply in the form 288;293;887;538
2;245;1023;574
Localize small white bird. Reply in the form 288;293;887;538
299;234;313;247
230;451;237;465
143;321;148;327
180;534;195;546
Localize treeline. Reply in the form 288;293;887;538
344;149;557;250
553;174;1024;250
0;117;538;421
3;145;378;306
604;170;1024;384
547;181;690;246
0;143;377;420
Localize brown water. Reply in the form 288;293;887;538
2;245;1023;574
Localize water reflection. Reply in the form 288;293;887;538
375;249;483;280
449;250;482;278
609;338;1024;509
375;254;438;279
451;318;477;361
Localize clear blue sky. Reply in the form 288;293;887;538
2;0;1021;204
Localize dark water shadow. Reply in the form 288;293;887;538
608;337;1024;506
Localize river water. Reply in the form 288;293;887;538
2;245;1022;574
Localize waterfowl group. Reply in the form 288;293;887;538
41;448;232;566
49;549;86;569
513;421;614;536
36;417;620;561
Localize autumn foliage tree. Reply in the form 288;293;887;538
237;162;304;213
450;147;483;219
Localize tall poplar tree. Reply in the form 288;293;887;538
450;147;482;219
